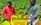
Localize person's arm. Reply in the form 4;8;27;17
22;5;32;16
13;6;15;15
1;7;6;17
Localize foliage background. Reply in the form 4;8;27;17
0;0;41;25
0;0;41;19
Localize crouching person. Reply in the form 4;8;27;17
22;0;40;25
1;1;15;21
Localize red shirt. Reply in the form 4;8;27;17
1;6;15;20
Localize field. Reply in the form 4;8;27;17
0;15;41;25
0;0;41;25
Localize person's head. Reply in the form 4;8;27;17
30;0;36;6
7;1;12;8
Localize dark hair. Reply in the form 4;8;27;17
33;0;36;2
29;0;36;2
8;1;12;5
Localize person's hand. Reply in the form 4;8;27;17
1;15;5;19
13;13;16;15
28;20;31;22
22;13;25;16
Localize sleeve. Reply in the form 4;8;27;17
13;6;15;14
29;5;40;20
1;7;6;15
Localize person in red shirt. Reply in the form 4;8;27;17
1;1;15;20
